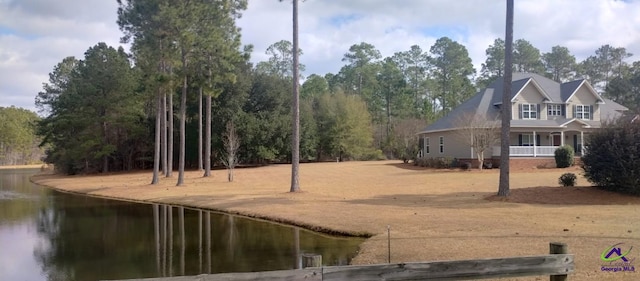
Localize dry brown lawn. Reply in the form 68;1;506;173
31;161;640;280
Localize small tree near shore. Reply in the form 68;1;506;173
454;113;500;170
391;118;426;163
222;121;240;182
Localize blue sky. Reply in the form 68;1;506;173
2;0;640;112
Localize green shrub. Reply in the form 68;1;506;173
582;119;640;195
460;162;471;170
554;145;574;168
558;173;577;187
451;158;459;168
414;157;455;169
426;158;439;168
361;149;386;161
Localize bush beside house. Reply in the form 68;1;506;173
414;157;453;169
582;119;640;195
554;145;575;168
559;173;577;187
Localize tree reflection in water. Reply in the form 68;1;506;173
30;191;363;281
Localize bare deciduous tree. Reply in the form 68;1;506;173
392;118;426;163
221;121;240;182
454;113;500;170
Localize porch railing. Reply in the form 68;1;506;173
493;146;558;157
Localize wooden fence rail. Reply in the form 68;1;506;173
107;242;574;281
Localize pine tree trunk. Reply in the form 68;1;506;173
160;40;168;176
204;94;211;177
386;87;391;141
290;0;301;192
103;155;108;173
498;0;514;197
198;87;203;171
103;119;109;173
162;92;168;176
168;91;174;177
152;91;161;184
177;52;187;186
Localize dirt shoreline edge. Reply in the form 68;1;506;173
30;174;374;239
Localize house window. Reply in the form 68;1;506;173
521;134;535;146
425;137;430;154
521;104;537;119
548;104;562;116
439;136;444;154
575;105;591;120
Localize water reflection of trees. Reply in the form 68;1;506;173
0;169;47;223
32;195;362;281
34;194;158;281
152;206;362;276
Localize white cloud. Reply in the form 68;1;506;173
0;0;123;112
0;222;47;281
2;0;640;111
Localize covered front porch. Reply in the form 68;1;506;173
492;130;588;157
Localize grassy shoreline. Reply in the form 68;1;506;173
30;161;640;280
0;164;45;170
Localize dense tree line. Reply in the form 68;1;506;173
30;1;639;175
0;106;43;165
36;45;144;173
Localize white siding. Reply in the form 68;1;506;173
420;131;470;159
567;84;600;121
512;83;547;120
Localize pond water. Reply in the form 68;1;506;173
0;169;364;281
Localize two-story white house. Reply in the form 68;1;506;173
417;73;628;165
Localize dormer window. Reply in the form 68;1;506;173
548;104;563;117
574;105;592;120
520;104;538;119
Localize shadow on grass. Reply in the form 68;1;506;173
346;191;512;209
486;186;640;205
383;162;468;173
348;186;640;208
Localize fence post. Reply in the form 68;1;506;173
549;242;568;281
387;225;391;263
302;254;322;268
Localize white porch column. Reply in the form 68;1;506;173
533;131;537;157
561;131;565;146
470;133;474;159
580;131;584;155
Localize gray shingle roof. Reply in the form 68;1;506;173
600;97;628;121
419;73;628;134
560;79;583;101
